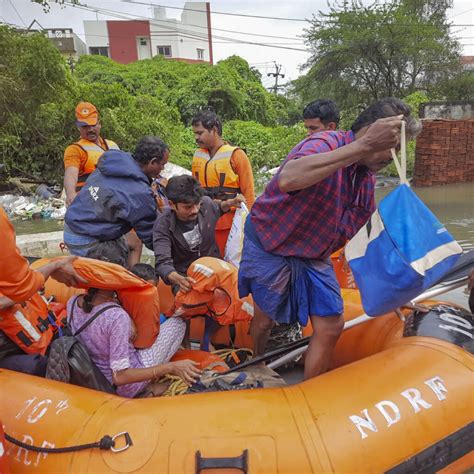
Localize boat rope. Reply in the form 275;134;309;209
4;431;132;454
159;348;254;396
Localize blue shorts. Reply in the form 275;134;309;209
238;219;343;326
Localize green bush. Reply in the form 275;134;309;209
0;26;304;184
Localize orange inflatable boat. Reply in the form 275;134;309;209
1;302;472;473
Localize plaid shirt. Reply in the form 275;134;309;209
250;130;375;259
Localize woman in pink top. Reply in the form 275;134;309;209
67;242;201;397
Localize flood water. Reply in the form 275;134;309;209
11;182;473;307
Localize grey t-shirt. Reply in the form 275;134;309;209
178;220;202;251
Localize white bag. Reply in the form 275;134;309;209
224;203;249;268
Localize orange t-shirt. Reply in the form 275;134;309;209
0;208;44;302
230;148;255;209
63;137;118;171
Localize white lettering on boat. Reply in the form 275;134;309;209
15;397;69;424
439;313;473;339
27;399;52;424
349;410;378;439
350;375;448;439
11;434;55;467
14;434;33;466
375;400;401;427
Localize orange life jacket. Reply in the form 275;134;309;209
0;293;64;355
169;257;253;326
192;144;241;200
74;138;119;192
33;257;161;349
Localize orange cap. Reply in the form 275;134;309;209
75;102;98;126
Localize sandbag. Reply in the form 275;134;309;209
169;257;254;326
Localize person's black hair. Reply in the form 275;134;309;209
191;109;223;136
351;97;422;137
86;240;129;268
132;136;169;165
131;263;156;282
166;175;204;204
82;240;129;313
302;99;340;126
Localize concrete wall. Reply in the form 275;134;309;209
420;102;473;120
413;119;474;186
150;2;210;63
84;3;211;64
16;231;153;260
107;20;151;64
84;20;109;50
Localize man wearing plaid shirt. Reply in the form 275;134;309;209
238;98;421;380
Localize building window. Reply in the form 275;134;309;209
139;38;148;46
89;47;109;57
157;45;172;57
197;48;204;60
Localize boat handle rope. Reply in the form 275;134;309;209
4;431;133;454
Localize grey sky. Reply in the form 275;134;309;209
1;0;473;86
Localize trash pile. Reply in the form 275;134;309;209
0;192;66;221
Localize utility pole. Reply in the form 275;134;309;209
267;61;285;94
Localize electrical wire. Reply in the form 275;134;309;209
7;0;27;27
118;0;310;23
66;2;310;52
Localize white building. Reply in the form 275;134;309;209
45;28;87;60
84;2;213;65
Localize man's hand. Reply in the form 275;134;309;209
0;296;15;310
229;194;246;208
359;115;404;153
220;194;246;213
50;257;89;287
166;359;202;385
167;271;195;293
65;192;77;207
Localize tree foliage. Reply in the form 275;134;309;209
0;26;300;183
294;0;462;110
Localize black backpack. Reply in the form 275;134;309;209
46;297;118;394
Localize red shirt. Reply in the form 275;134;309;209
250;131;375;259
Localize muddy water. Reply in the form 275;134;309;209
376;182;474;252
376;182;473;307
12;182;473;306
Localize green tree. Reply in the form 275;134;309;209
0;26;77;181
295;0;461;110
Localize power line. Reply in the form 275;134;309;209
7;0;27;27
118;0;309;23
447;7;474;20
66;2;310;52
267;61;285;94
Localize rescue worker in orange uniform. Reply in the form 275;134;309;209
63;102;120;207
63;102;142;267
191;110;255;256
0;207;87;370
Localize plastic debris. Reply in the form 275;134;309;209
0;193;66;221
161;163;191;179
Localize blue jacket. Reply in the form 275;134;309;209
65;150;156;249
